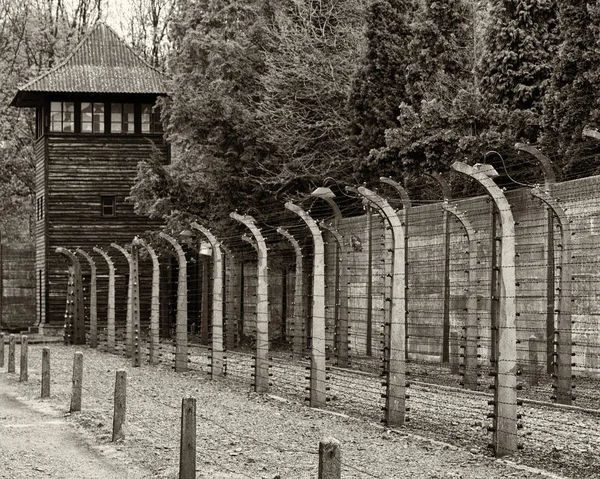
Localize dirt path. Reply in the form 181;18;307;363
0;375;147;479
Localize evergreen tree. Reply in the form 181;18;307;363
137;0;273;228
481;0;558;111
405;0;472;106
479;0;559;143
542;1;600;177
348;0;415;163
133;0;368;230
370;0;480;178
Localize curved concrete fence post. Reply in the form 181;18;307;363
111;243;134;358
285;203;327;408
93;247;116;353
347;186;407;428
221;243;239;350
75;248;97;348
530;188;573;405
230;213;270;393
441;203;479;390
277;227;305;359
311;188;345;367
319;222;349;368
159;232;188;373
515;143;556;373
56;247;85;345
132;237;160;365
381;177;412;360
191;222;225;379
452;161;517;458
130;241;141;367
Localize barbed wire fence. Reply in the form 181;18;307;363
48;146;600;476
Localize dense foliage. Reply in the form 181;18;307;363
6;0;600;232
143;0;271;229
477;0;560;182
542;1;600;178
348;0;414;164
365;0;481;180
0;0;99;241
255;0;366;191
133;0;367;231
480;0;558;112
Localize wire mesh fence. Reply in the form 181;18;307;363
50;164;600;475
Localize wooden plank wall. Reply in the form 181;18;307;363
1;243;36;331
44;134;167;329
34;137;47;325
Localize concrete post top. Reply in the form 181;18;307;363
320;437;341;446
158;232;186;259
514;143;555;185
380;177;411;207
191;222;218;246
132;237;159;263
230;212;267;254
75;248;96;268
110;242;132;260
56;247;81;268
285;202;323;245
92;246;115;270
354;186;404;237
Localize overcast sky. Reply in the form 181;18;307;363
103;0;134;37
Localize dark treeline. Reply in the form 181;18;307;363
6;0;600;236
135;0;600;233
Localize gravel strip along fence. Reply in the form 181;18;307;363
174;340;598;479
5;342;597;478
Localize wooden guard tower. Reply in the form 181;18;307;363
11;23;169;333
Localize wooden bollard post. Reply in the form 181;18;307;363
0;332;4;368
19;335;28;382
112;370;127;441
8;334;16;373
179;397;196;479
41;348;50;398
318;437;341;479
529;335;540;387
70;352;83;412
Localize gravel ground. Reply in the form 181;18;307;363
183;342;599;479
0;381;148;479
0;343;574;479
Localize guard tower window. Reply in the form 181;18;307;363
50;102;75;132
141;104;163;133
111;103;135;133
81;102;105;133
101;196;116;217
